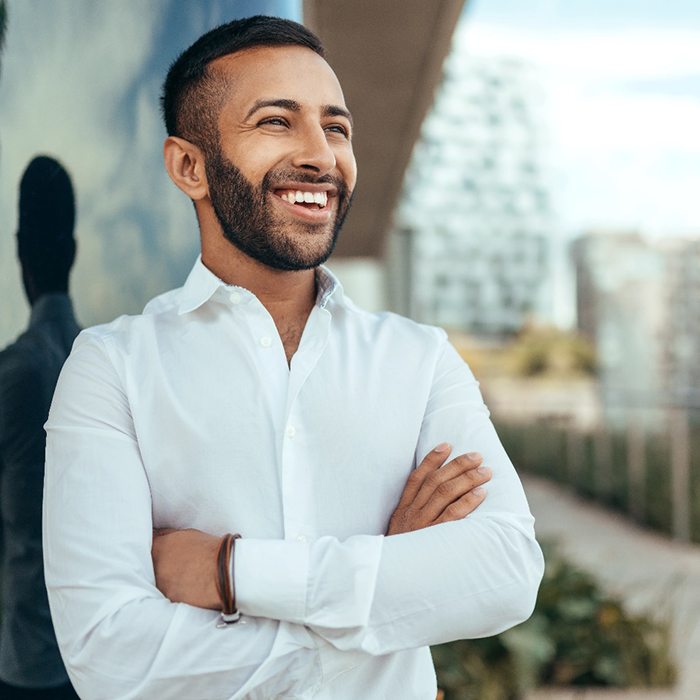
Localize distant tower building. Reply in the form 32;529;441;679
572;231;700;426
389;37;553;336
572;232;667;426
661;238;700;408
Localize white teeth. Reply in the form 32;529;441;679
280;190;328;207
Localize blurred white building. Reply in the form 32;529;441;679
573;231;700;426
388;43;554;335
573;232;666;426
661;238;700;409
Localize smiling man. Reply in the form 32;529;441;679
43;16;543;700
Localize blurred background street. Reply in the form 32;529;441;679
524;475;700;699
1;1;699;698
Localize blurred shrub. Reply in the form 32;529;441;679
431;543;675;700
644;431;674;536
508;324;597;377
692;423;700;540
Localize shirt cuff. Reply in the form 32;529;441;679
235;538;310;623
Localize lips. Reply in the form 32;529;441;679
270;187;335;223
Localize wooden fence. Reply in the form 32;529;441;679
496;409;700;543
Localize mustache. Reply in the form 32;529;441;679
261;169;348;193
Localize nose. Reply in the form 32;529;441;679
291;124;336;175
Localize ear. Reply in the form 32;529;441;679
163;136;208;201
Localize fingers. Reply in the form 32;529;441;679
388;447;491;536
419;463;492;522
395;443;453;509
433;485;488;525
412;451;484;511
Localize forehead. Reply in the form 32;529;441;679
211;45;347;115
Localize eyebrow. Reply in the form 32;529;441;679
323;104;354;127
245;98;353;127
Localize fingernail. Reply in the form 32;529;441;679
473;486;485;496
467;451;482;461
477;466;491;476
434;442;451;453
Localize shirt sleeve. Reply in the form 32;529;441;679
234;333;545;654
43;333;358;700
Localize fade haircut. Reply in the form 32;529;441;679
161;15;325;156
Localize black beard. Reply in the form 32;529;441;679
204;148;353;271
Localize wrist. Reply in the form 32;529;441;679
215;533;241;625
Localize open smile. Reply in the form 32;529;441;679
270;185;337;224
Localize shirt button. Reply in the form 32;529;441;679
260;336;272;348
296;534;308;543
229;291;242;304
286;425;297;439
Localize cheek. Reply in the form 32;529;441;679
339;151;357;191
226;143;283;185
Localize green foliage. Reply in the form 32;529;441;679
431;636;520;700
431;543;675;700
692;424;700;540
509;325;597;378
644;431;674;536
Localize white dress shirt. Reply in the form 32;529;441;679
43;257;544;700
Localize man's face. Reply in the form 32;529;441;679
204;45;357;271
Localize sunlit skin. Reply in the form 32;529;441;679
164;45;357;356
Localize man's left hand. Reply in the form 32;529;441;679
151;528;221;609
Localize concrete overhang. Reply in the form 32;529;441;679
304;0;466;258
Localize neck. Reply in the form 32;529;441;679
200;232;317;325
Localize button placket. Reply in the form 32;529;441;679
280;407;315;543
278;308;332;543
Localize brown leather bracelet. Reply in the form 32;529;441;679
216;533;241;626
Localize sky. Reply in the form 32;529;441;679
462;0;700;237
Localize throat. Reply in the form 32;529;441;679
280;323;305;365
261;283;317;366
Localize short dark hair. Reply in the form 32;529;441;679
17;155;76;294
161;15;325;154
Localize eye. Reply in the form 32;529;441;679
258;117;289;128
325;123;350;139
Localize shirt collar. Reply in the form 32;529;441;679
316;265;344;309
176;257;223;315
29;293;75;327
176;256;345;316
